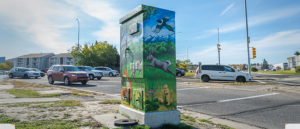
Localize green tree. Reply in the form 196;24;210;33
0;60;13;70
69;41;119;68
295;51;300;56
251;67;258;72
262;59;269;70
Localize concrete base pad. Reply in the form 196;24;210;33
92;113;128;129
38;90;72;95
119;105;181;128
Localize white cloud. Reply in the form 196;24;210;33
196;6;300;39
220;3;234;16
66;0;122;45
190;29;300;64
0;0;76;53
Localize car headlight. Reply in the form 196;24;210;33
71;74;77;77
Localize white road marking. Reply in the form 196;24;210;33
177;87;210;91
218;93;279;103
177;93;279;107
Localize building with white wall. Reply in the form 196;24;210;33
287;55;300;68
14;53;55;70
272;63;288;70
49;53;74;67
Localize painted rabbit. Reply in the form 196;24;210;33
146;48;176;76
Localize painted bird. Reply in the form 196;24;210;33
153;15;175;34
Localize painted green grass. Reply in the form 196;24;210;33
185;72;195;76
0;114;103;128
256;70;300;75
6;89;61;98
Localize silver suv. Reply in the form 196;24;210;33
77;66;103;80
8;67;40;79
94;67;119;77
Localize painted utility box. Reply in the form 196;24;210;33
120;5;176;113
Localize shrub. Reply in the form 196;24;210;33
295;66;300;73
251;67;258;72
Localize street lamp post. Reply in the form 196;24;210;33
244;0;251;75
76;19;80;66
187;46;191;60
217;28;220;65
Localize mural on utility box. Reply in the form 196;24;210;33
120;5;176;113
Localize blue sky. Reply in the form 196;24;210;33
0;0;299;65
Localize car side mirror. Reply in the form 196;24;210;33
60;70;64;73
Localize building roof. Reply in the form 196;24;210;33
16;53;54;58
51;53;73;58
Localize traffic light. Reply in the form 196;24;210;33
217;44;220;47
252;47;256;59
217;44;221;51
218;48;221;50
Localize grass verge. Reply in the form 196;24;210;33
6;89;61;98
256;70;300;75
198;119;234;129
0;114;104;128
30;100;82;108
185;72;195;76
226;82;279;86
98;99;121;104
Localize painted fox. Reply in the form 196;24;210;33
121;69;132;102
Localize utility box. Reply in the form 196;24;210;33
119;5;179;127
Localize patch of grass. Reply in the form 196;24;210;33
53;115;59;117
0;101;56;107
185;72;195;76
9;80;51;88
226;82;278;86
99;99;121;104
257;70;300;75
64;113;72;117
71;90;94;97
6;89;61;98
160;123;193;129
30;100;82;108
1;114;104;128
198;119;235;129
181;114;196;122
132;125;150;129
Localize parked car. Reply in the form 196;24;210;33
47;65;89;85
45;68;49;73
94;67;119;77
30;68;45;77
195;65;251;82
176;68;185;77
272;69;276;71
264;69;269;71
8;67;40;79
77;66;103;80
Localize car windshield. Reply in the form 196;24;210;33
31;69;39;71
23;69;32;71
107;68;112;71
64;66;80;71
87;67;95;70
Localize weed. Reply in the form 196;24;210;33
0;114;20;123
99;99;121;104
6;89;61;98
41;114;47;118
71;90;94;97
181;114;196;122
64;113;72;117
198;119;235;129
53;115;59;117
30;100;82;108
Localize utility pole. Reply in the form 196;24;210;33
76;19;80;66
187;46;191;60
244;0;251;75
217;28;221;65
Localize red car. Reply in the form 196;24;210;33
47;65;89;85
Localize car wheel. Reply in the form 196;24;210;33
237;76;246;83
201;75;209;82
24;74;29;79
177;73;182;77
97;77;102;80
89;74;94;80
81;81;87;85
35;77;38;79
48;76;54;84
9;73;13;78
109;73;113;77
64;77;70;85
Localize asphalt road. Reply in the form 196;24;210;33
1;75;300;129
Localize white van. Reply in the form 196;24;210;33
195;65;251;82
